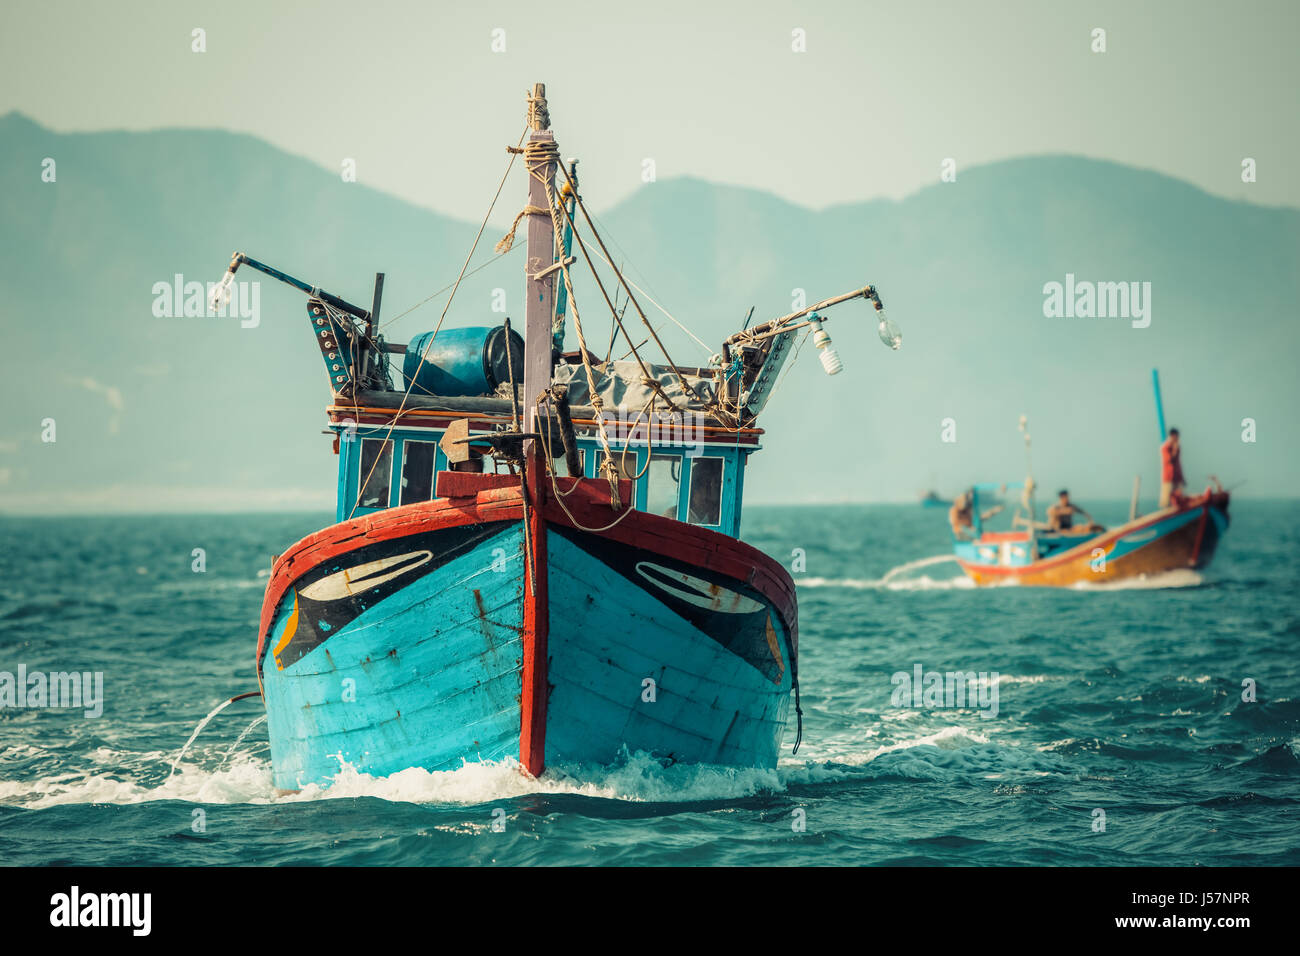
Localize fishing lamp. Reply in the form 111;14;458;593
864;286;901;350
877;311;902;350
807;313;843;375
209;253;242;311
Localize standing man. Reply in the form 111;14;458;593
1159;427;1185;508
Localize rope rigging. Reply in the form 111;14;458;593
572;222;713;357
555;161;710;409
347;123;530;520
346;97;873;519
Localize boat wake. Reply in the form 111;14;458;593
799;574;974;591
798;555;973;591
0;752;793;808
1067;568;1204;591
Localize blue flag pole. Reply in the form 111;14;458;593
1152;368;1167;441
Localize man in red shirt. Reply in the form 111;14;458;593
1159;427;1185;508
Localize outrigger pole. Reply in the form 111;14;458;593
210;252;387;395
723;285;887;347
213;252;374;322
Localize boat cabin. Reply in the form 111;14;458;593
951;481;1103;568
328;403;759;538
294;294;771;538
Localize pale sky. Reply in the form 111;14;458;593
3;0;1296;222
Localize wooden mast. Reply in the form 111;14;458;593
522;84;557;437
519;82;556;776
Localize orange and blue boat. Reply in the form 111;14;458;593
213;84;900;789
952;481;1229;587
952;381;1230;588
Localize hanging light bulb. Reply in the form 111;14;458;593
209;270;235;311
808;314;842;375
876;309;902;350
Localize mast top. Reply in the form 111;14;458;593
528;83;550;131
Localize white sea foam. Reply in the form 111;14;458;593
0;743;49;762
0;750;805;809
794;553;976;591
797;574;975;591
1068;568;1204;590
994;674;1058;686
0;724;1017;810
805;725;993;768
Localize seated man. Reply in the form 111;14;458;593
1046;489;1101;534
949;490;1003;539
949;492;973;537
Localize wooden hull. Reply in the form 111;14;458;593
956;491;1229;587
256;476;797;790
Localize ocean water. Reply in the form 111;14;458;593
0;502;1296;866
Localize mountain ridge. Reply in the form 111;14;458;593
1;113;1296;513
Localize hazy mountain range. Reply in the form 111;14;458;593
2;110;1297;513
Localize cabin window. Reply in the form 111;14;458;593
552;449;586;478
358;438;393;509
482;454;510;475
647;454;682;519
688;457;723;526
400;440;438;505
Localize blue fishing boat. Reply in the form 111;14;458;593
213;84;900;789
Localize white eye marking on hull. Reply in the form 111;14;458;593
299;550;434;601
1118;529;1158;546
633;561;763;614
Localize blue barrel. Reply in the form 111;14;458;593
402;326;524;397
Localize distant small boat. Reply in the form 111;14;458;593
952;482;1229;586
918;490;950;508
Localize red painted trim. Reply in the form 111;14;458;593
435;471;521;498
1188;502;1210;567
256;491;524;666
967;492;1219;578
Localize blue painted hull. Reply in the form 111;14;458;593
545;529;792;768
260;515;795;789
261;523;527;788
